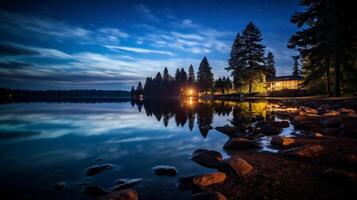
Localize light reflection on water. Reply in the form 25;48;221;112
0;100;298;200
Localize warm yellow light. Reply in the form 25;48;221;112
189;89;193;95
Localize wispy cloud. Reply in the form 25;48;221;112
134;4;159;22
104;45;175;56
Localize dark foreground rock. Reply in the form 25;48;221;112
271;136;295;147
281;144;326;158
152;165;177;176
83;185;109;197
191;149;222;168
192;191;228;200
99;189;138;200
223;138;261;150
260;124;282;135
111;178;142;191
84;163;113;176
321;168;357;185
217;157;253;177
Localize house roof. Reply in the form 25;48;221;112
266;75;303;82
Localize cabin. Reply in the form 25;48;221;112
266;75;303;92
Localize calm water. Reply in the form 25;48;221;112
0;99;298;200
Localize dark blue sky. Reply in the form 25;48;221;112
0;0;300;90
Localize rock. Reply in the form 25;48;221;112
321;127;340;135
338;108;355;115
83;185;109;197
52;181;66;191
178;176;195;191
271;136;295;146
255;115;265;121
281;144;325;158
272;121;290;128
304;108;318;114
215;125;238;137
192;172;227;188
223;138;261;150
308;132;324;138
84;164;113;176
99;189;138;200
319;117;341;127
152;165;177;176
260;124;282;135
323;110;340;117
321;169;356;185
111;178;142;191
192;191;228;200
191;149;222;168
217;157;253;177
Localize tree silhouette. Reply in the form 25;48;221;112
197;56;214;94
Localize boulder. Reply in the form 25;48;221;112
191;149;222;168
99;189;138;200
321;169;356;185
281;144;325;158
260;124;282;135
319;117;341;127
111;178;142;191
223;138;261;150
215;125;239;137
308;132;324;138
192;191;228;200
192;172;227;188
152;165;177;176
271;136;295;146
84;164;113;176
217;157;253;177
52;181;66;191
83;185;109;197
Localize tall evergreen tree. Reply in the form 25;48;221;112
226;33;245;89
197;56;214;94
136;82;143;96
288;0;356;96
241;22;266;94
130;86;136;97
292;56;301;77
265;51;276;79
188;64;195;85
180;68;188;85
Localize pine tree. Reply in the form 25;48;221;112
188;64;195;85
180;68;188;85
265;51;276;79
143;77;152;96
136;82;143;96
292;56;300;77
288;0;356;96
226;33;245;89
197;56;214;94
241;22;266;94
130;86;136;97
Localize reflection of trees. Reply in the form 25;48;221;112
133;99;269;136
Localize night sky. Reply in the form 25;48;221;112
0;0;300;90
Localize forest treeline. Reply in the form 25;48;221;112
132;0;356;98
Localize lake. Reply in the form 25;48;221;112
0;99;299;200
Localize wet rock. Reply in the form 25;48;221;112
338;108;355;115
99;189;138;200
308;132;324;138
304;108;318;114
281;144;325;158
84;164;113;176
192;172;227;188
323;110;340;117
111;178;142;191
192;191;228;200
223;137;261;150
83;185;109;197
215;125;238;137
191;149;222;168
260;124;282;135
152;165;177;176
52;181;66;191
271;136;295;146
319;117;341;127
217;157;253;177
